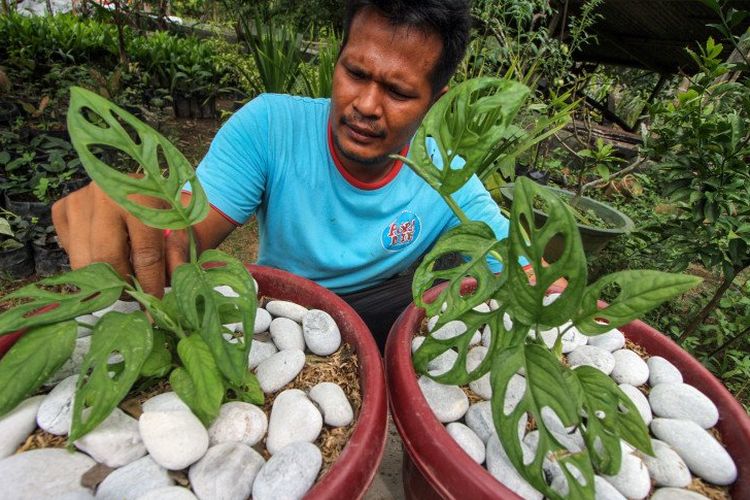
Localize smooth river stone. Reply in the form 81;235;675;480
254;307;272;334
586;329;625;352
618;383;652;425
142;392;191;413
651;418;737;485
485;435;543;500
431;320;466;339
610;349;650;386
567;345;616;375
36;374;77;435
308;382;353;427
136;486;198;500
97;455;174;500
650;488;710;500
302;309;341;355
266;389;323;455
189;442;265;500
265;300;308;323
0;395;43;459
446;422;485;464
538;323;588;353
248;340;278;370
214;285;239;298
139;410;209;470
252;442;322;500
46;336;91;386
649;383;719;428
503;373;527;414
417;376;469;423
412;336;425;352
467;346;491;400
540;407;585;452
643;439;691;488
74;313;99;337
270;317;305;351
0;448;95;499
208;401;268;446
93;300;141;317
256;349;306;393
74;407;146;467
427;348;458;377
465;401;496;443
601;441;651;499
647;356;683;386
594;475;626;500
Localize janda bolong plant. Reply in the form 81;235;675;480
396;77;702;499
0;87;263;443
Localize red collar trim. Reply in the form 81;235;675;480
327;123;408;190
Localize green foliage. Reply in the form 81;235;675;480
239;15;307;94
0;322;78;417
301;32;339;98
67;87;208;230
70;312;153;441
0;89;264;439
646;36;750;281
405;78;701;499
0;13;120;71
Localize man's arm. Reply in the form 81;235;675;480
52;185;236;297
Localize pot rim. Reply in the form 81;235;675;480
385;278;750;499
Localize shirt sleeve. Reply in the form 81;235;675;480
185;94;271;224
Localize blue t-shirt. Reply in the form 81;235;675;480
191;93;510;294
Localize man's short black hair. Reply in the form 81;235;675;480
342;0;471;93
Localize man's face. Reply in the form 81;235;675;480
330;7;444;180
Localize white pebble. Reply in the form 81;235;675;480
302;309;341;356
568;345;616;375
139;410;209;470
308;382;353;427
266;389;323;455
142;392;191;413
36;374;78;435
97;455;174;500
618;384;652;425
643;439;691;488
74;408;146;467
446;422;485;464
0;395;44;459
270;317;305;351
610;349;649;386
255;349;306;394
648;383;718;428
265;300;308;322
647;356;683;386
252;442;322;500
417;376;468;423
189;442;264;500
208;401;268;447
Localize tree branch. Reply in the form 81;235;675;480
580;157;648;194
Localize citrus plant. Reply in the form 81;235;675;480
0;87;263;442
399;77;701;499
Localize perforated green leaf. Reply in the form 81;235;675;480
139;328;173;378
0;263;127;335
170;335;224;425
70;311;153;441
491;343;595;499
571;366;654;474
574;270;703;334
506;177;587;327
0;322;77;417
412;221;506;325
170;250;256;385
401;78;530;195
67;86;208;230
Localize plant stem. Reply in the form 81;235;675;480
707;324;750;359
679;271;737;343
580;157;647;194
188;227;198;263
444;194;505;265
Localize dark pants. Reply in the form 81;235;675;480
338;271;415;354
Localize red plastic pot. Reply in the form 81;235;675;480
385;279;750;499
0;264;388;499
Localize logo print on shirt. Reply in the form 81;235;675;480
382;211;421;251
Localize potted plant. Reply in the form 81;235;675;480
500;137;635;261
385;77;749;499
0;87;387;498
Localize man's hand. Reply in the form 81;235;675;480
52;182;189;297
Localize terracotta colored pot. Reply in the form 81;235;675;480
0;264;388;499
385;279;750;499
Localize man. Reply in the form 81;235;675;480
53;0;510;351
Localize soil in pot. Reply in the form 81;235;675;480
0;266;387;499
0;241;34;279
386;288;748;500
